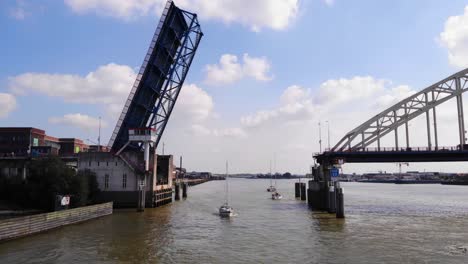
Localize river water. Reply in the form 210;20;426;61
1;179;468;263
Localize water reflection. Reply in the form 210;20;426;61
1;180;468;263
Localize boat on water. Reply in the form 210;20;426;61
219;204;234;217
219;161;234;217
271;191;282;200
270;162;282;200
266;160;276;192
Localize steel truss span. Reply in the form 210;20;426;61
332;68;468;152
108;0;203;153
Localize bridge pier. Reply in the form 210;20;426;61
307;164;344;218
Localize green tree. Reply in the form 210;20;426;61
70;169;100;206
26;157;75;211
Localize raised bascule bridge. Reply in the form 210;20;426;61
77;0;203;210
309;68;468;217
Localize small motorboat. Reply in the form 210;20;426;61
219;204;234;217
271;191;282;200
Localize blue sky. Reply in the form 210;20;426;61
2;0;468;174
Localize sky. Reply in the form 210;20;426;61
2;0;468;174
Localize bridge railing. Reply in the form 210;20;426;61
323;146;462;153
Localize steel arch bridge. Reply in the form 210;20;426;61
316;68;468;165
333;68;468;153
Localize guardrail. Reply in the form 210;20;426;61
0;202;113;242
320;146;465;153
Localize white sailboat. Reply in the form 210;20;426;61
219;161;234;217
266;160;276;192
271;156;282;200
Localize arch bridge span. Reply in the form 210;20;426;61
317;68;468;165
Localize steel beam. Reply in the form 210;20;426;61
432;91;438;150
425;93;432;150
456;77;466;147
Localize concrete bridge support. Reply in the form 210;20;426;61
307;164;345;218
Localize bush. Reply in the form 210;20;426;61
2;157;100;211
26;157;75;211
70;169;100;207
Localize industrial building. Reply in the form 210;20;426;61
0;127;90;179
0;127;89;158
0;126;176;208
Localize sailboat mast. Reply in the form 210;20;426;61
225;161;229;204
274;153;277;187
269;160;272;186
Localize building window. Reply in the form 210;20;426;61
122;174;127;189
104;174;109;189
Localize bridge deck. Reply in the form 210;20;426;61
316;148;468;164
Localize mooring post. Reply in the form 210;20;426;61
328;184;336;213
300;182;306;201
295;182;301;198
174;182;180;200
336;187;345;218
137;174;146;212
182;182;188;198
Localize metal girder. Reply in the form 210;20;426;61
332;68;468;152
108;0;203;152
147;9;203;149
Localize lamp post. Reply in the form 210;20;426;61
318;122;322;153
98;116;101;152
326;120;330;150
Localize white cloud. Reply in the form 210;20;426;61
241;77;416;128
439;6;468;68
374;85;415;108
204;54;243;85
10;7;27;20
0;93;17;118
188;124;247;138
213;127;247;138
8;63;135;118
64;0;166;20
49;113;108;131
324;0;334;7
190;124;212;136
64;0;299;31
315;76;388;106
204;53;273;85
175;84;214;121
241;85;315;127
242;54;273;81
9;0;30;20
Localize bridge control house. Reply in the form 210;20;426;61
77;152;175;208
